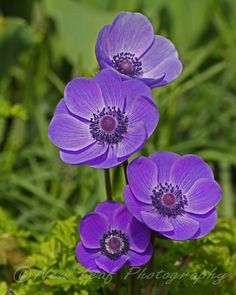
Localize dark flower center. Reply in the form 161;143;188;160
100;115;117;133
112;52;142;77
151;183;188;217
108;236;121;250
100;229;129;260
89;106;128;145
161;193;176;207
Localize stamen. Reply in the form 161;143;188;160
89;106;128;145
112;52;142;77
151;183;188;217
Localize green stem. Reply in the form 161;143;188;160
115;272;121;295
128;274;136;295
104;169;112;201
104;168;121;294
146;232;155;295
122;160;128;184
122;160;137;294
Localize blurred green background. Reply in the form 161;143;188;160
0;0;236;294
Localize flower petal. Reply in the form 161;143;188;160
96;25;113;68
117;122;147;159
54;98;69;115
48;114;94;151
124;185;152;222
127;156;157;204
112;205;132;231
127;217;151;253
127;244;153;267
90;145;122;169
149;151;181;184
75;243;101;273
139;75;165;88
64;78;104;120
94;69;125;110
123;79;152;101
79;212;109;249
140;35;182;87
143;57;183;87
95;255;128;274
95;201;121;225
141;35;179;73
125;96;159;136
141;211;173;232
161;215;199;241
108;12;154;58
185;179;222;214
60;142;108;165
187;209;218;239
170;155;214;193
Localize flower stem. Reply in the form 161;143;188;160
122;160;128;184
115;272;121;295
122;160;137;294
104;168;120;294
146;232;155;295
128;274;136;295
104;169;112;201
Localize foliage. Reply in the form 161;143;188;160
0;208;235;294
0;0;236;294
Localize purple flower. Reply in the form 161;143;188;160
96;12;182;88
48;69;158;168
76;201;152;273
124;152;222;240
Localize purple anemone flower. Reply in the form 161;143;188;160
48;69;158;168
124;152;222;240
76;201;152;273
96;12;182;88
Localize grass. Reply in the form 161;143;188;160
0;0;235;234
0;1;236;294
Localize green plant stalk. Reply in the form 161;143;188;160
122;160;137;295
128;274;136;295
146;232;155;295
115;272;121;295
104;168;121;295
123;160;128;184
104;169;112;201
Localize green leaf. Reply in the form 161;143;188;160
43;0;115;73
0;17;34;79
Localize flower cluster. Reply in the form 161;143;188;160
48;12;222;274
